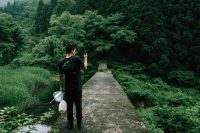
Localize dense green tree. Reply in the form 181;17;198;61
1;0;41;34
48;11;85;48
1;0;199;75
82;11;136;59
3;1;24;16
51;0;57;5
35;0;47;33
48;11;136;60
49;0;57;13
0;13;24;65
31;35;63;69
74;0;200;75
54;0;76;15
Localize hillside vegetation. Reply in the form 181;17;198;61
0;0;199;132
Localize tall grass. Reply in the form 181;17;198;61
0;66;51;111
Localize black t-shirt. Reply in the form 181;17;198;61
59;56;84;92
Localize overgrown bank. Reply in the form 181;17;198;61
0;65;96;132
0;66;57;132
109;62;200;133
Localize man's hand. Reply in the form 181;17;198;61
84;52;88;59
60;87;65;92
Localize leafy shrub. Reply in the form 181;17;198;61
32;35;64;70
12;35;64;70
0;106;56;132
167;70;200;88
11;53;37;66
137;107;164;133
0;13;24;65
155;105;200;133
165;92;195;107
109;61;146;75
125;89;154;108
147;63;164;76
134;74;149;81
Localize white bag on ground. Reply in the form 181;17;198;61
59;100;67;113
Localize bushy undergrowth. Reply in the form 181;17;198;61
0;66;52;111
111;62;200;133
167;70;200;89
0;106;56;133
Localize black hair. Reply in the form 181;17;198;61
65;43;75;53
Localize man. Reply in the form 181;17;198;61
58;43;88;130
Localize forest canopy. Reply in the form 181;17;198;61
0;0;199;76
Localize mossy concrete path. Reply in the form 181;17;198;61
49;67;146;133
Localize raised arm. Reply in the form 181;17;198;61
83;52;88;70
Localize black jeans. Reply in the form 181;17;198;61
65;91;82;127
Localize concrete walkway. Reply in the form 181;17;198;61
49;71;146;133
